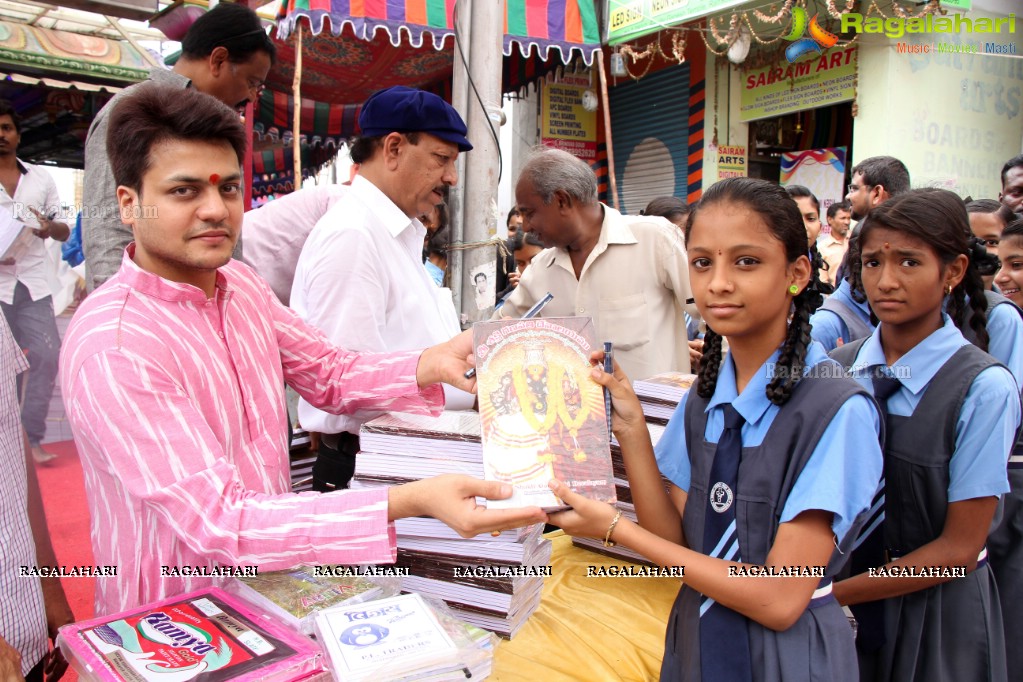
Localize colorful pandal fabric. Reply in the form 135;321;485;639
275;0;600;67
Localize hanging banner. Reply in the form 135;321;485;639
780;147;848;234
541;82;598;161
716;145;747;179
740;46;858;122
607;0;750;45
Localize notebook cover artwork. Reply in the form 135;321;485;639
57;588;321;682
473;317;616;511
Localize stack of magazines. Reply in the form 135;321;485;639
632;372;697;423
354;411;551;638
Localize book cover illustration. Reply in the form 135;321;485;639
57;588;321;682
474;317;616;510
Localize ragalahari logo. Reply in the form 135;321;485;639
783;7;839;62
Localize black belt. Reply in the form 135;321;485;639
320;431;360;452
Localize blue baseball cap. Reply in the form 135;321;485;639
358;86;472;152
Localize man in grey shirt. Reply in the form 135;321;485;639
82;3;274;291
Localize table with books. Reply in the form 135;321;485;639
55;319;695;682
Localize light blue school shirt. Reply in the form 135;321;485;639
975;299;1023;390
809;279;874;351
655;341;883;543
845;314;1017;502
424;260;444;287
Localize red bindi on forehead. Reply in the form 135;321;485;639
209;174;220;184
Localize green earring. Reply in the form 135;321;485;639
788;284;799;294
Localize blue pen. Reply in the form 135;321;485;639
464;292;554;379
603;341;613;440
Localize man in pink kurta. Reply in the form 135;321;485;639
60;82;544;616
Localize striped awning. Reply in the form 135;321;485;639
276;0;601;66
253;87;357;146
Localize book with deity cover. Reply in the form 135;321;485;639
473;317;616;511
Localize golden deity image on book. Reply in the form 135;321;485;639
474;317;616;511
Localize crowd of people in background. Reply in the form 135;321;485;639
1;2;1022;679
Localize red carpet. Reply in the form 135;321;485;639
34;439;92;682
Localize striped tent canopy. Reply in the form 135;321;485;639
252;143;335;183
276;0;601;68
252;88;357;147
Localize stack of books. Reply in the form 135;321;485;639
571;371;695;564
632;372;697;423
354;412;551;638
288;426;315;493
571;422;671;565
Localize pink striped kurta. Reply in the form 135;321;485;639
60;247;444;615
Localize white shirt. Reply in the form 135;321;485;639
500;206;696;380
291;175;473;435
0;314;47;675
242;184;348;306
0;159;60;303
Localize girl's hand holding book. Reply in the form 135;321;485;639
547;479;620;540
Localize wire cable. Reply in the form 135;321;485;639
452;0;503;184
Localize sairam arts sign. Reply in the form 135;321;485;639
741;46;858;123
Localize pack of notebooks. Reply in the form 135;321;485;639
314;593;495;682
633;372;696;424
57;587;323;682
473;317;616;511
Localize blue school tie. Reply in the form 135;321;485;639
700;404;752;682
850;370;902;651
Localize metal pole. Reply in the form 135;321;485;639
448;0;472;323
458;0;505;325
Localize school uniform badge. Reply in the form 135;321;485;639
710;482;734;513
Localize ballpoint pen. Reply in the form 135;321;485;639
603;342;613;440
464;292;554;380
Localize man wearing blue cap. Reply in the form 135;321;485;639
291;86;477;492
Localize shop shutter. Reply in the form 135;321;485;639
609;64;690;215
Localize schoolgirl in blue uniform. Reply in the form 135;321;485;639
831;188;1018;682
990;217;1023;677
550;177;883;681
810;275;875;350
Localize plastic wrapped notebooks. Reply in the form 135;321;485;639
57;587;323;682
315;593;493;682
473;317;616;511
632;372;697;405
225;567;400;635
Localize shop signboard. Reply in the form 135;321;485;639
717;145;747;179
608;0;750;45
541;81;598;161
740;45;858;122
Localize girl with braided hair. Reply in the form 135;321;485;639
549;177;882;681
831;187;1017;682
785;184;833;297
